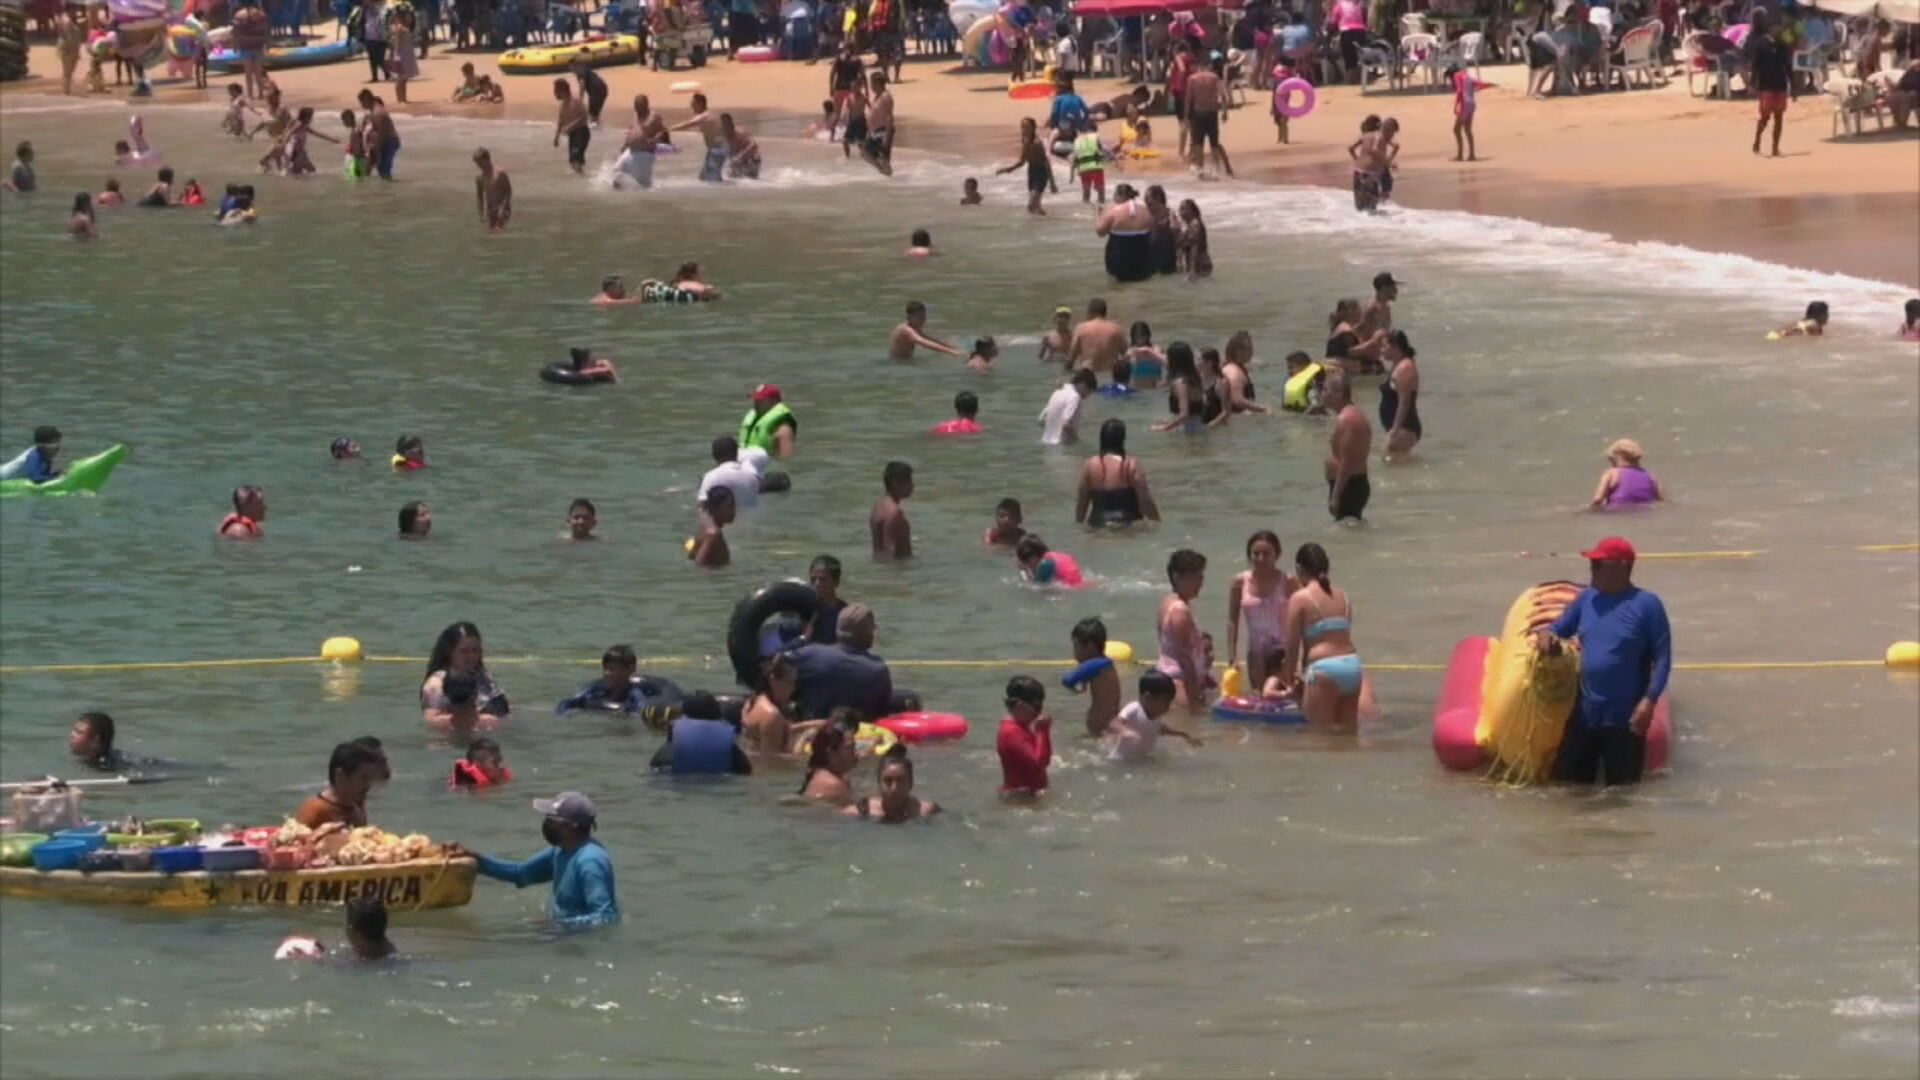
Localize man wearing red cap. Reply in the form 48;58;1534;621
1533;536;1672;786
738;384;797;458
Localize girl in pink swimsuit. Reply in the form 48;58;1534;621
1157;548;1212;709
1226;530;1295;693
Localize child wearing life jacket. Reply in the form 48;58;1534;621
1014;534;1084;588
392;434;427;470
449;736;511;789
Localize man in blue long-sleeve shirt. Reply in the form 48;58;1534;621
1534;536;1672;787
0;425;62;484
465;792;620;928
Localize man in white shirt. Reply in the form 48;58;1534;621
1038;369;1098;445
698;435;760;510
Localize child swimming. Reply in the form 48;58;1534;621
449;736;511;787
1106;669;1199;762
1067;615;1121;735
983;497;1026;547
392;434;427;470
114;115;160;165
965;337;998;373
1014;535;1085;588
932;390;983;435
1769;301;1829;339
565;497;598;540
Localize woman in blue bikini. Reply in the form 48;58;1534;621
1282;542;1362;727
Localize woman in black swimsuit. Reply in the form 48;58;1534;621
841;750;939;823
1076;418;1161;527
1154;341;1212;433
1220;331;1268;415
1378;330;1423;459
1145;184;1179;276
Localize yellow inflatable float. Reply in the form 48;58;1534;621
499;34;641;75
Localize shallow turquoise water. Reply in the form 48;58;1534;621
1;100;1917;1078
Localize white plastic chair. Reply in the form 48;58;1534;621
1397;30;1443;88
1456;30;1485;78
1399;12;1427;39
1616;25;1656;88
1790;47;1829;91
1091;33;1119;77
1679;30;1723;97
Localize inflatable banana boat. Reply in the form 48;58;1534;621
1431;580;1671;784
0;445;126;499
499;34;640;75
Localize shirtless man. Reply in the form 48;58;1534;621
1183;57;1232;178
472;147;511;230
1095;184;1156;282
552;77;591;175
862;72;895;177
592;275;643;305
1065;296;1126;374
671;92;728;183
1039;306;1073;365
1357;271;1398;340
355;90;400;180
870;460;914;560
1323;371;1373;524
615;94;671;190
1348;118;1392;212
690;486;735;567
889;300;963;360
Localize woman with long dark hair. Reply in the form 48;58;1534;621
1076;419;1160;528
421;621;509;727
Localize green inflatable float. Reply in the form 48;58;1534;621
0;445;127;498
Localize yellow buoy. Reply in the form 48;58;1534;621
1219;665;1246;698
684;537;696;554
1887;641;1920;670
319;636;363;663
1104;640;1134;664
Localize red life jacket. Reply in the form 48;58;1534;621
219;513;261;537
449;760;511;789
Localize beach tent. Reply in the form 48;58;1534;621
1815;0;1920;21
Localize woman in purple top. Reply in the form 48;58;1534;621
1589;438;1663;510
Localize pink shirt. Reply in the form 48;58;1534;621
932;418;982;435
1333;0;1366;32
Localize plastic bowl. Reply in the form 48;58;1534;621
142;819;202;842
2;834;49;867
30;839;91;871
199;845;262;873
150;846;204;874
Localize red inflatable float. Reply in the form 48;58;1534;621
876;712;969;743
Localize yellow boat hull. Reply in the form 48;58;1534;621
0;857;476;910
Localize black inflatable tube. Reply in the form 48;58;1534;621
538;363;614;386
726;580;821;688
759;471;791;494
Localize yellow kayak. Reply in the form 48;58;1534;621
498;35;640;75
0;856;476;910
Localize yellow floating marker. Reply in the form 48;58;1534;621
1105;640;1135;664
319;636;364;663
684;537;696;554
1888;641;1920;670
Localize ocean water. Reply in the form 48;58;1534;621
1;100;1917;1079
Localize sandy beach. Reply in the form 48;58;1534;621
10;38;1919;282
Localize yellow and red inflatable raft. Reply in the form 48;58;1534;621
1431;580;1671;783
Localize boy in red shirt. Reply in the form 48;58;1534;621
996;675;1053;797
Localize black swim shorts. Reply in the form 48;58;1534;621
1328;473;1370;521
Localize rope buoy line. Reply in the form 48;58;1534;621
2;639;1914;676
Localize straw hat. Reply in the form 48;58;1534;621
1607;438;1644;465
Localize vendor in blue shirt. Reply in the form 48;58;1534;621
0;425;62;484
462;792;620;929
1533;536;1673;787
1045;72;1091;146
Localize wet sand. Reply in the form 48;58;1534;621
10;38;1918;284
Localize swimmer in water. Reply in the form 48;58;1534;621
720;113;761;179
1124;320;1166;388
138;167;176;208
114;115;160;165
984;497;1026;548
1258;646;1298;704
996;116;1056;216
450;737;510;787
330;436;361;460
870;460;913;560
553;644;649;715
905;228;937;257
1015;534;1084;588
667;262;721;300
1100;356;1137;398
68;192;96;238
1771;300;1829;338
997;676;1053;797
1378;330;1421;460
218;485;266;538
843;748;940;822
1068;616;1122;735
803;98;838;141
1901;299;1920;341
345;897;398;962
671;92;728;183
472;148;511;231
564;497;598;540
690;485;734;567
797;716;858;805
966;337;998;373
1067;297;1127;375
278;107;338;177
562;345;618;381
960;177;982;205
1587;438;1664;510
95;178;125;207
1039;306;1073;366
179;179;205;206
393;434;427;470
1226;530;1294;694
888;300;963;360
4;140;32;193
592;276;643;305
1157;548;1210;710
933;391;983;434
214;183;257;224
1106;669;1200;762
398;500;432;539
